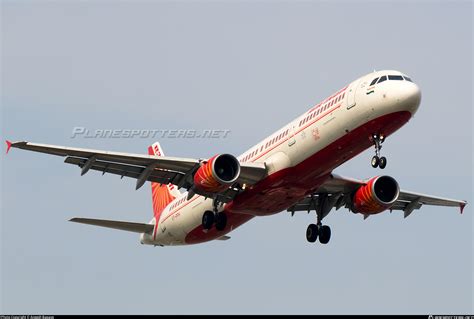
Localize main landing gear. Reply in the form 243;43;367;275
305;194;337;245
202;199;228;231
371;133;387;169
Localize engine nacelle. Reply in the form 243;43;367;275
352;175;399;215
193;154;240;193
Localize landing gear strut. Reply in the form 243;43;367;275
371;133;387;169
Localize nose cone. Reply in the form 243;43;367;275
397;82;421;115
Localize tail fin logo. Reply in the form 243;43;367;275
153;144;162;156
147;142;180;223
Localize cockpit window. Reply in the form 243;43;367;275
388;75;404;80
403;76;413;82
377;75;387;83
370;78;379;86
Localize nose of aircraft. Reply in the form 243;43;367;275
397;82;421;115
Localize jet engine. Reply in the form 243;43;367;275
352;175;399;214
193;154;240;193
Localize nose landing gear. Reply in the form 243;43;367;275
371;133;387;169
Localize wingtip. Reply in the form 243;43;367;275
460;202;467;214
5;140;12;154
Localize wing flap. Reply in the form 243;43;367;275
70;217;154;233
64;156;184;185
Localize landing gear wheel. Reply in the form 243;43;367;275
379;156;387;169
318;225;331;244
306;224;318;243
371;156;380;168
215;212;227;231
202;211;215;230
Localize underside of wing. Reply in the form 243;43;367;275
8;141;267;204
288;174;467;219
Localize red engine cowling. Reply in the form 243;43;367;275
193;154;240;193
352;175;399;215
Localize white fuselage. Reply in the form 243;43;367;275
141;70;421;246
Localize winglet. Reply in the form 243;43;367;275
460;202;466;214
5;140;12;154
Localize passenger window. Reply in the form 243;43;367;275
388;75;404;80
370;78;379;86
377;76;387;83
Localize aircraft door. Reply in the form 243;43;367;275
346;79;361;109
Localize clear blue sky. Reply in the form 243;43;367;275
1;0;472;314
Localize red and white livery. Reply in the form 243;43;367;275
6;70;467;246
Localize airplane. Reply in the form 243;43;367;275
6;69;467;246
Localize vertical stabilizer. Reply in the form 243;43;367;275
148;142;181;222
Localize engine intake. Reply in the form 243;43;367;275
193;154;240;193
352;175;399;215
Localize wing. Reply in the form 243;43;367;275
7;141;267;203
70;217;154;233
288;174;467;219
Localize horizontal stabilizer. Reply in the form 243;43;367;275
70;217;154;233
